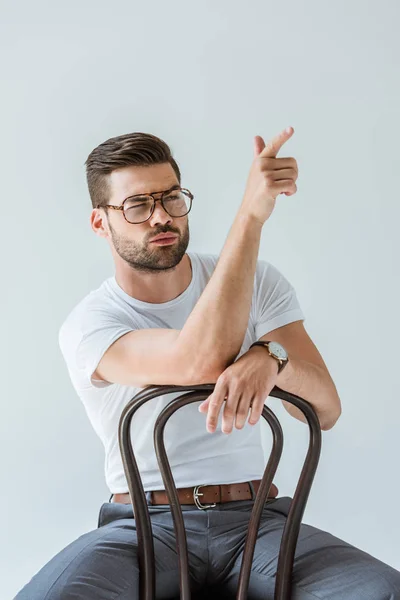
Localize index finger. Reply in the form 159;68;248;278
259;126;294;159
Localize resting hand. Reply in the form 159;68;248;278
198;347;279;434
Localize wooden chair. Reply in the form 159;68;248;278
118;383;322;599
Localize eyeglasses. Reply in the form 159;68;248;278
97;186;194;224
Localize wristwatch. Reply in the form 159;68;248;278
249;340;289;374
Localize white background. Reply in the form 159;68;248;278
2;0;399;597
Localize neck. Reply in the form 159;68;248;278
114;253;193;303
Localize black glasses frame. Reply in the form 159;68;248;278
96;186;194;224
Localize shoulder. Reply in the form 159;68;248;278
191;252;280;277
254;259;295;289
189;251;287;292
58;277;128;352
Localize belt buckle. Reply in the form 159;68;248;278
193;484;217;510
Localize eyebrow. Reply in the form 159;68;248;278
124;184;181;201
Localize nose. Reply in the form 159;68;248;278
148;198;173;227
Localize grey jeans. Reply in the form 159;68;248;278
14;495;400;599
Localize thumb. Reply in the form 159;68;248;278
253;135;266;158
198;399;209;412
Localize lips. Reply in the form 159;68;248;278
150;234;178;242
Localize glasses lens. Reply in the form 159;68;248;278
162;190;191;217
124;196;153;223
123;190;191;223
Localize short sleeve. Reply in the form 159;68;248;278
59;305;135;390
253;260;305;340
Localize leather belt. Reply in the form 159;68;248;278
111;480;278;510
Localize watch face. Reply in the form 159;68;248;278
268;341;288;360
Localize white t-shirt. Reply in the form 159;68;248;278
58;251;305;494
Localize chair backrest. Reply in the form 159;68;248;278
118;383;322;600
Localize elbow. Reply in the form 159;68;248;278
321;404;342;431
321;420;334;431
190;360;226;386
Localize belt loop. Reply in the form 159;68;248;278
248;481;256;500
108;493;113;503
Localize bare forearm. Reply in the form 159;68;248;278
275;356;342;430
178;126;297;383
178;211;263;379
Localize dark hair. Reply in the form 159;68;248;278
84;132;181;209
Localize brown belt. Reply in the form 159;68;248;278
111;480;278;509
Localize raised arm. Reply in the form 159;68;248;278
94;127;298;387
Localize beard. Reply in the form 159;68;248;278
107;216;190;274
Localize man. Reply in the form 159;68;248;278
15;128;400;599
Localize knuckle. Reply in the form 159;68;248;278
264;171;275;182
217;372;229;385
224;374;239;389
253;400;265;414
237;407;248;418
223;406;235;418
261;157;274;168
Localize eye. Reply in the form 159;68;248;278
164;192;181;201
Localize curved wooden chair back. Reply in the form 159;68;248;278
118;383;322;600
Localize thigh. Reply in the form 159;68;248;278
14;503;182;600
212;497;400;600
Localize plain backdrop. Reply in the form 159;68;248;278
2;0;399;597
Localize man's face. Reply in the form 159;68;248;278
101;163;190;274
